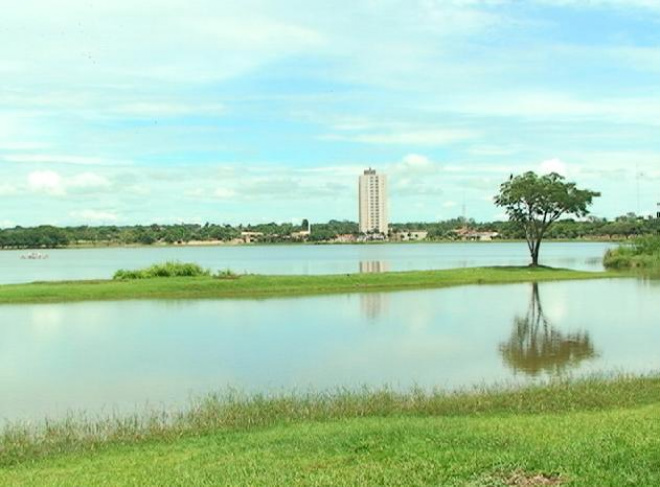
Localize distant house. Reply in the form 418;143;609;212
291;229;311;240
334;233;357;243
240;231;264;243
452;228;499;241
391;230;428;242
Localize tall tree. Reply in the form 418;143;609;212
495;171;600;266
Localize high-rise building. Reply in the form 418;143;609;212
358;168;388;234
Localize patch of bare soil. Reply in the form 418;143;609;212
504;471;563;487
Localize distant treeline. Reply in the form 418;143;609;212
1;214;659;249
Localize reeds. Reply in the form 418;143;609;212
604;236;660;269
2;374;657;467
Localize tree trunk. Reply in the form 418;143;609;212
530;239;541;266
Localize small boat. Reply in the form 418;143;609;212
20;252;49;260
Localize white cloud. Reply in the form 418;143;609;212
28;170;65;196
535;0;660;10
68;172;111;190
389;154;440;178
0;184;18;196
26;170;111;196
324;129;476;146
540;158;568;176
4;154;126;166
468;145;521;157
111;102;226;118
69;210;119;223
184;188;206;198
400;154;433;169
447;92;660;126
0;219;16;229
214;188;237;199
0;1;325;87
0;142;46;151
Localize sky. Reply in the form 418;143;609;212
1;0;659;228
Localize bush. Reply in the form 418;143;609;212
603;236;660;269
113;261;211;280
631;235;660;255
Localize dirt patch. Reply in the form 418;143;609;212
504;471;563;487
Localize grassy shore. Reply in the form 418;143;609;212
0;266;619;304
604;236;660;269
1;375;658;486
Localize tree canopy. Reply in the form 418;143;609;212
494;171;600;266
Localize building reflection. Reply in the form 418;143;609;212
499;283;597;376
360;292;389;320
359;260;390;273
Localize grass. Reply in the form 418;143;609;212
1;375;658;486
604;236;660;269
113;261;211;279
0;266;619;304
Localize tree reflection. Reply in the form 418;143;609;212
499;283;597;376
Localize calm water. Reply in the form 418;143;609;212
1;278;658;422
0;242;615;284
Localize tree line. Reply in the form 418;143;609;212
0;214;658;250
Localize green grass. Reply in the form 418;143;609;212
0;266;619;304
1;375;658;486
604;236;660;269
113;261;212;279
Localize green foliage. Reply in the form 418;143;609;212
308;220;359;242
0;226;69;249
632;235;660;255
604;236;660;269
495;172;600;265
113;261;211;280
2;214;660;248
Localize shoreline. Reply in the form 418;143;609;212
0;266;620;305
0;238;622;252
1;374;658;485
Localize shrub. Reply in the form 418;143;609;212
113;261;211;280
603;236;660;269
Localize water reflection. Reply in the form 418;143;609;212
2;279;660;422
359;260;390;273
360;292;389;320
499;283;597;376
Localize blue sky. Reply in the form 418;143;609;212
1;0;659;227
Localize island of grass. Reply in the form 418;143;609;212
0;262;620;304
1;375;659;487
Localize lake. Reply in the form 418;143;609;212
0;241;616;285
1;278;658;422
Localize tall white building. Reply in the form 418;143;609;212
359;168;388;234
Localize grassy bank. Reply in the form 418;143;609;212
1;375;659;486
0;266;619;304
604;236;660;269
